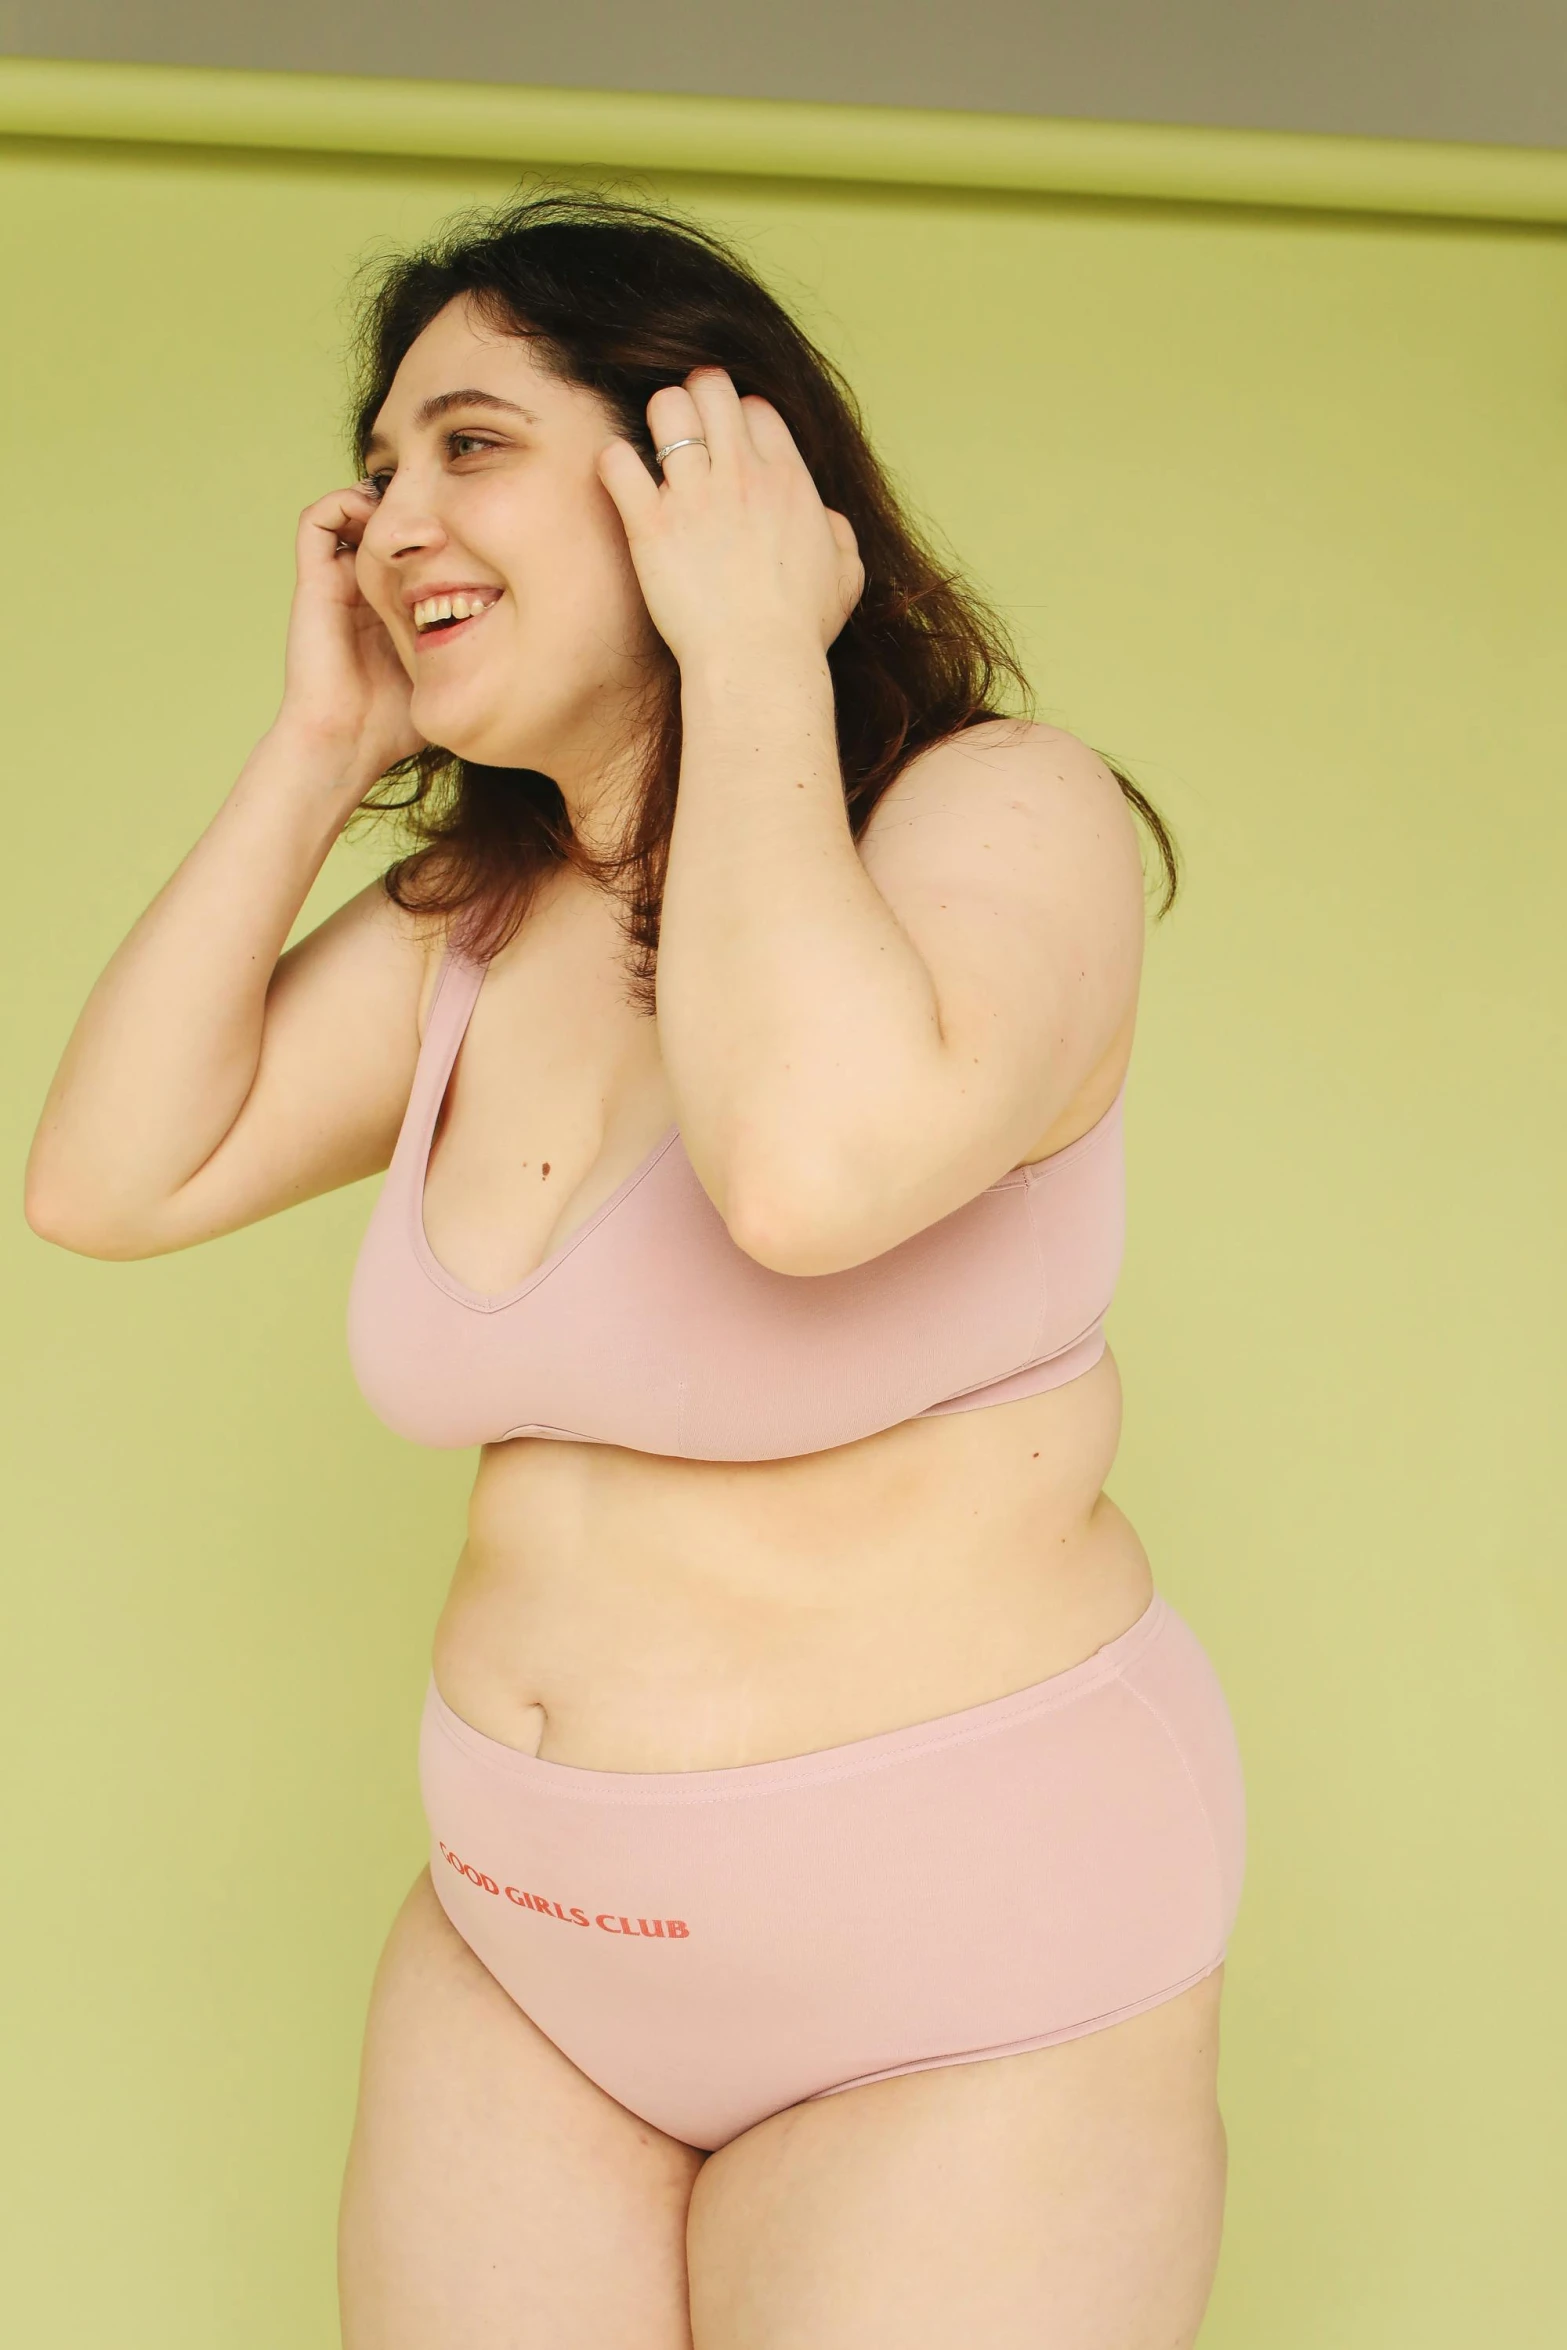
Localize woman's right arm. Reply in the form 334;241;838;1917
24;483;432;1260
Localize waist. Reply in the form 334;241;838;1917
431;1352;1154;1771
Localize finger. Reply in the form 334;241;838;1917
681;367;750;472
300;484;378;542
654;434;713;482
737;394;802;468
297;485;379;574
645;383;709;477
596;435;664;535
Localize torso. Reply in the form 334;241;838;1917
422;860;1151;1773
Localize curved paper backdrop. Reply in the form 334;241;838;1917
4;63;1564;2349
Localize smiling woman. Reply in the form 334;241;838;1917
25;187;1243;2350
339;194;1175;996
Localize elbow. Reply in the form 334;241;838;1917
699;1125;888;1275
725;1180;870;1279
24;1195;128;1259
23;1159;154;1260
25;1201;100;1257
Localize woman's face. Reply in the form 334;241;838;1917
355;295;660;786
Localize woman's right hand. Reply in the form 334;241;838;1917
273;483;427;793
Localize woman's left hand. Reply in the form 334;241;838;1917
596;367;864;671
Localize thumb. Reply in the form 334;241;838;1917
824;508;859;559
596;437;662;537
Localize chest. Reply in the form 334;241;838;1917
412;882;1115;1302
351;933;1127;1462
419;909;675;1298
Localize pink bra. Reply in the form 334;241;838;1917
347;948;1127;1463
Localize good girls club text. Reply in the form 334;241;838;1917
437;1840;690;1938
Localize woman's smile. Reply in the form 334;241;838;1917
408;583;505;655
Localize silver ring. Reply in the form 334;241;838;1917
655;436;708;467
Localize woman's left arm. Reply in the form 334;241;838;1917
597;368;1143;1275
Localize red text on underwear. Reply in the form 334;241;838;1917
436;1841;690;1938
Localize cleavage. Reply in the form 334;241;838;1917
422;947;672;1296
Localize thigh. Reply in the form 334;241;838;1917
338;1867;705;2350
686;1968;1228;2350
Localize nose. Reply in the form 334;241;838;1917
357;467;448;569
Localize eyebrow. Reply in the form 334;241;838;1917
361;388;540;463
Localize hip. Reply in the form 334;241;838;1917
419;1586;1246;2149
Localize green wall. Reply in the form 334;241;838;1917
4;101;1564;2349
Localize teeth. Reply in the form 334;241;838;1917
413;591;499;631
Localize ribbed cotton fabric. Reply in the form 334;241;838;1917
348;947;1127;1462
420;1592;1246;2150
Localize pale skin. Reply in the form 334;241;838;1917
26;293;1226;2345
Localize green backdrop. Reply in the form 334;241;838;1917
4;74;1564;2349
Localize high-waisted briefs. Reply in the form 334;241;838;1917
419;1590;1245;2152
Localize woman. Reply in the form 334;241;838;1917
26;193;1244;2347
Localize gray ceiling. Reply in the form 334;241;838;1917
2;0;1564;150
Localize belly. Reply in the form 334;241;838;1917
429;1346;1153;1772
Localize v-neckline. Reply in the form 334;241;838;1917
408;948;681;1313
402;948;1129;1313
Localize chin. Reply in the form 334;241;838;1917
430;681;588;771
409;689;505;767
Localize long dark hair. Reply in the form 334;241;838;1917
347;190;1178;1008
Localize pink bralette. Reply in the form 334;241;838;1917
347;948;1126;1463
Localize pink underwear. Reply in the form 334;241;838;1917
419;1592;1245;2152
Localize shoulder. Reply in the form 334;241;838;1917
356;867;457;1037
280;871;448;1044
853;717;1146;1118
864;716;1134;839
858;718;1145;913
909;716;1122;786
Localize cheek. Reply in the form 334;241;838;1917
354;546;395;624
530;510;653;647
358;563;416;677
